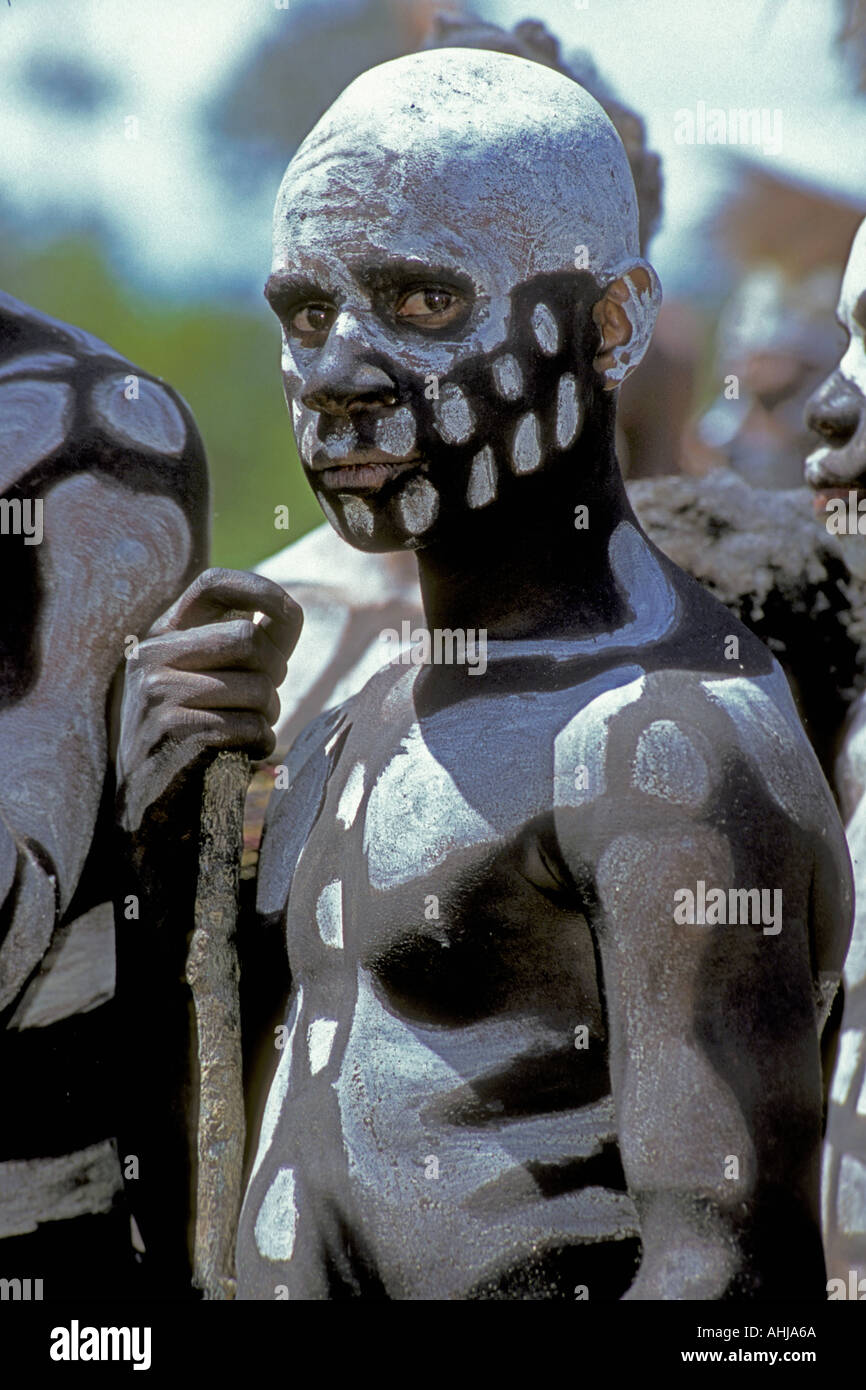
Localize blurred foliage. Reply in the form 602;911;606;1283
23;52;118;115
206;0;448;196
0;232;322;569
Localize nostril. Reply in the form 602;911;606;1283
806;375;864;447
809;407;860;445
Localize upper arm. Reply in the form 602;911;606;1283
553;670;843;1228
0;342;208;996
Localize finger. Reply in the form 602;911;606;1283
152;568;302;645
141;620;289;685
175;671;281;726
161;708;276;761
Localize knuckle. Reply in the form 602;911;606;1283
234;620;258;658
196;565;232;590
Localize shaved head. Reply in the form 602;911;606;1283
267;48;659;553
275;49;642;288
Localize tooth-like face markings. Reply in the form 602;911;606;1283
375;406;416;457
320;421;358;462
432;383;475;445
300;418;319;466
511;411;542;474
340;495;375;538
274;267;596;553
466;446;497;508
491;354;523;401
265;45;653;557
531;302;560;356
397;475;439;535
555;374;581;450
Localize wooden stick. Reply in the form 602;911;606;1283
186;747;249;1300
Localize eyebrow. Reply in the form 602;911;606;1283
358;258;475;295
264;258;476;310
263;272;324;311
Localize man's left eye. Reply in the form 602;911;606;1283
395;288;464;326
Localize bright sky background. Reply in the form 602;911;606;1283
1;0;864;298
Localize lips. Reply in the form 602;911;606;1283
315;455;422;491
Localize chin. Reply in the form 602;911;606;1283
338;525;429;555
314;475;446;553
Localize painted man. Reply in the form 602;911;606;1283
252;10;671;769
805;215;866;1291
0;291;207;1293
118;51;851;1299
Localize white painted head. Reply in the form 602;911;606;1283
805;216;866;494
265;48;661;551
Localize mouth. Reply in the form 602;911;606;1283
806;442;866;511
315;455;423;492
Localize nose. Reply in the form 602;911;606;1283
805;371;863;448
300;335;398;417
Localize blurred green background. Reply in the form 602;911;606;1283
0;231;322;569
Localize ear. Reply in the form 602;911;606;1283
592;260;662;390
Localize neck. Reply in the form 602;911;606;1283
415;432;640;642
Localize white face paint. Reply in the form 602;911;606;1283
432;383;475;445
491;354;523;401
397;476;439;536
837;219;866;396
555;374;581;450
805;218;866;487
375;406;417;458
511;412;542;474
319;421;359;462
466;446;497;509
268;49;658;551
339;495;375;538
531;302;560;356
300;418;319;466
273;49;642;331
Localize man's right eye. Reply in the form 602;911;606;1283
290;304;335;337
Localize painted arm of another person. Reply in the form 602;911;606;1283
556;681;851;1299
0;460;203;1014
824;691;866;1283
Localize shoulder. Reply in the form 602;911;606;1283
0;290;206;491
555;660;832;832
